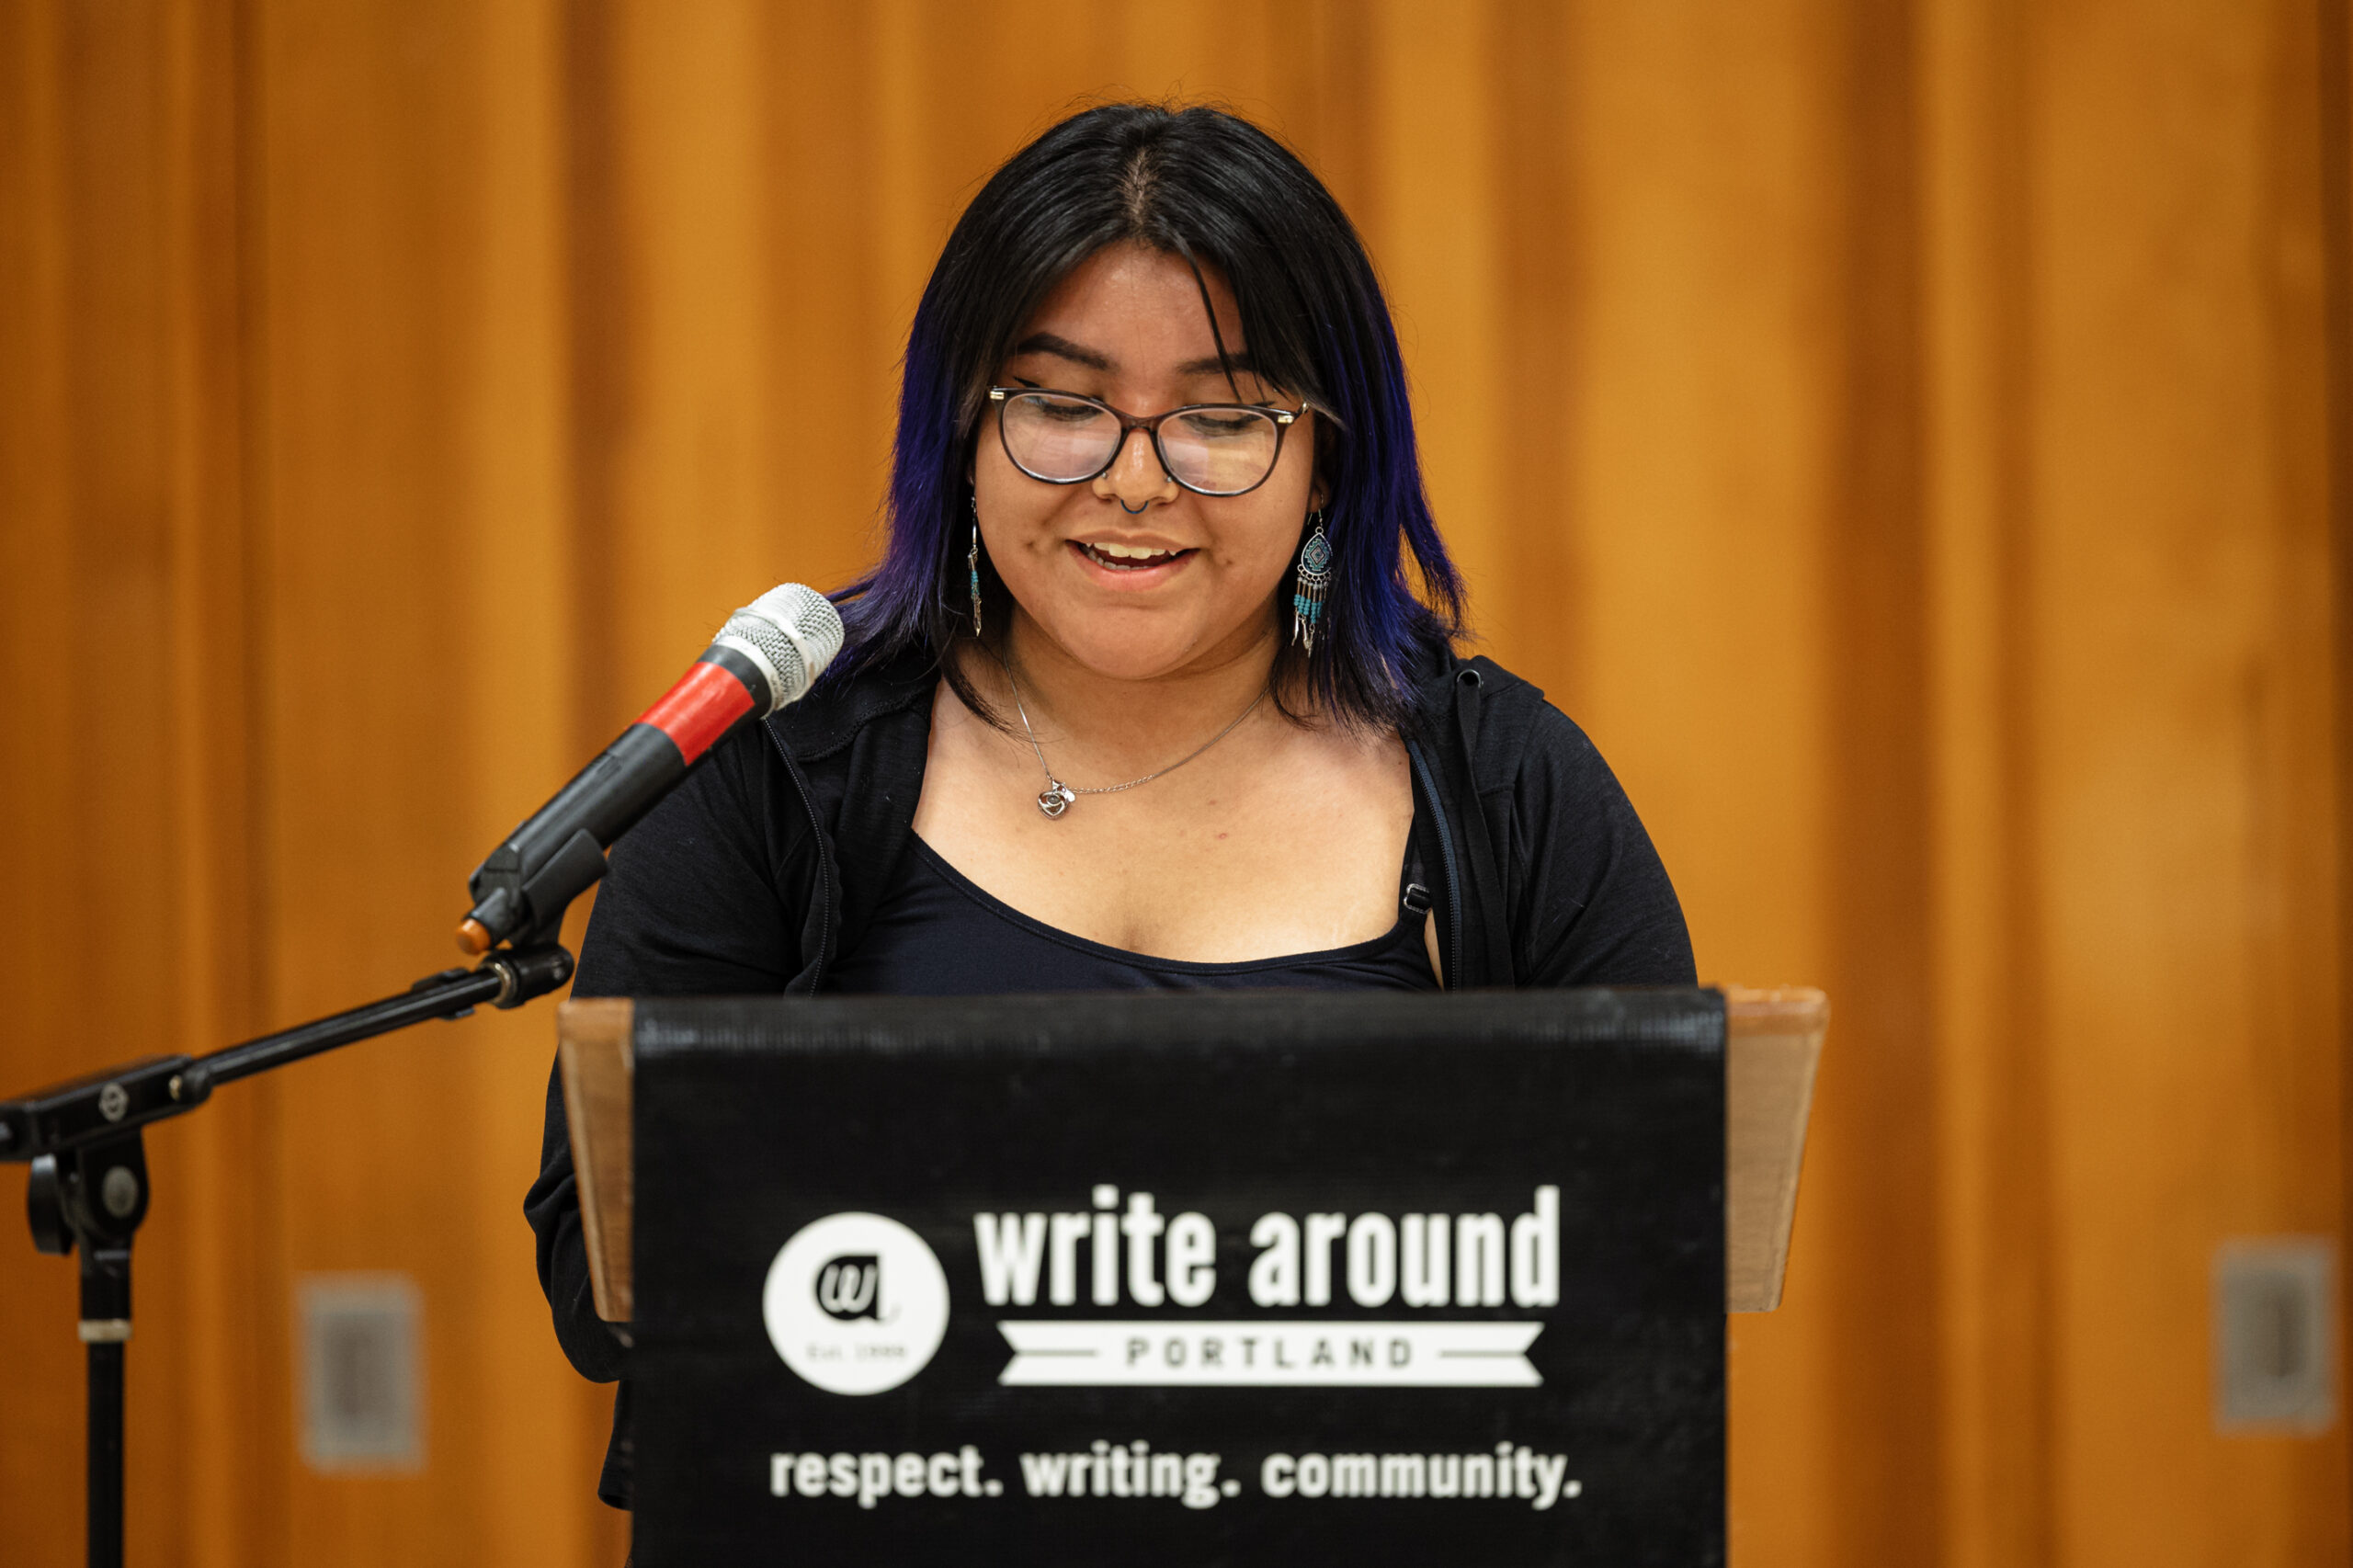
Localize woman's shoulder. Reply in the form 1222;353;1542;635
1404;643;1606;791
1404;640;1692;984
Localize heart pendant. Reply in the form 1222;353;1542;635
1036;781;1076;819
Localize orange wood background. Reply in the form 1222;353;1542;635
3;3;2347;1563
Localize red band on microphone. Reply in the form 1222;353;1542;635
636;659;756;765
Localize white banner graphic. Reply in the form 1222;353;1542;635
996;1321;1543;1388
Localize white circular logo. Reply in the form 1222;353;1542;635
762;1212;949;1395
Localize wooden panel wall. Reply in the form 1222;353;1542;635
1;3;2345;1564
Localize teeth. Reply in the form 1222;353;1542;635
1092;541;1174;561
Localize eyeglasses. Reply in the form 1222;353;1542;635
987;387;1308;498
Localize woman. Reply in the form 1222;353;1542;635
528;102;1693;1510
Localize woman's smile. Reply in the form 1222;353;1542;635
1069;537;1198;585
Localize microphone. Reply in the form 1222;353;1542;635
456;583;846;954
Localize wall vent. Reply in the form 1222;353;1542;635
2213;1239;2335;1435
299;1274;424;1471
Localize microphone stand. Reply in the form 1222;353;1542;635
0;942;576;1568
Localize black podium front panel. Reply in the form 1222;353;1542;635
631;989;1724;1567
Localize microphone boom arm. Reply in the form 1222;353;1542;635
0;945;574;1166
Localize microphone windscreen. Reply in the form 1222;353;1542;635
716;584;846;713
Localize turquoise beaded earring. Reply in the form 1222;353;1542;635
967;495;984;637
1290;512;1332;653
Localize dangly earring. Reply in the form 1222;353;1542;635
967;495;984;638
1290;511;1332;653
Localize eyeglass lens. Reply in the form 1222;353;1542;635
999;392;1280;495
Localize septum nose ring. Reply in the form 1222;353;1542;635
1119;499;1150;514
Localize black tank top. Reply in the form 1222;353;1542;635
829;834;1439;994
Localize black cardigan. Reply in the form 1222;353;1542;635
526;645;1695;1506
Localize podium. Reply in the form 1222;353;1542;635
560;987;1825;1567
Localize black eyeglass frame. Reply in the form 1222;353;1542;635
986;386;1316;498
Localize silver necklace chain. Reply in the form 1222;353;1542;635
999;658;1268;819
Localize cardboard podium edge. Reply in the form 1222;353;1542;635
555;988;1827;1324
558;996;635;1323
1724;986;1829;1313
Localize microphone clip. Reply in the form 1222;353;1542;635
460;827;608;955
